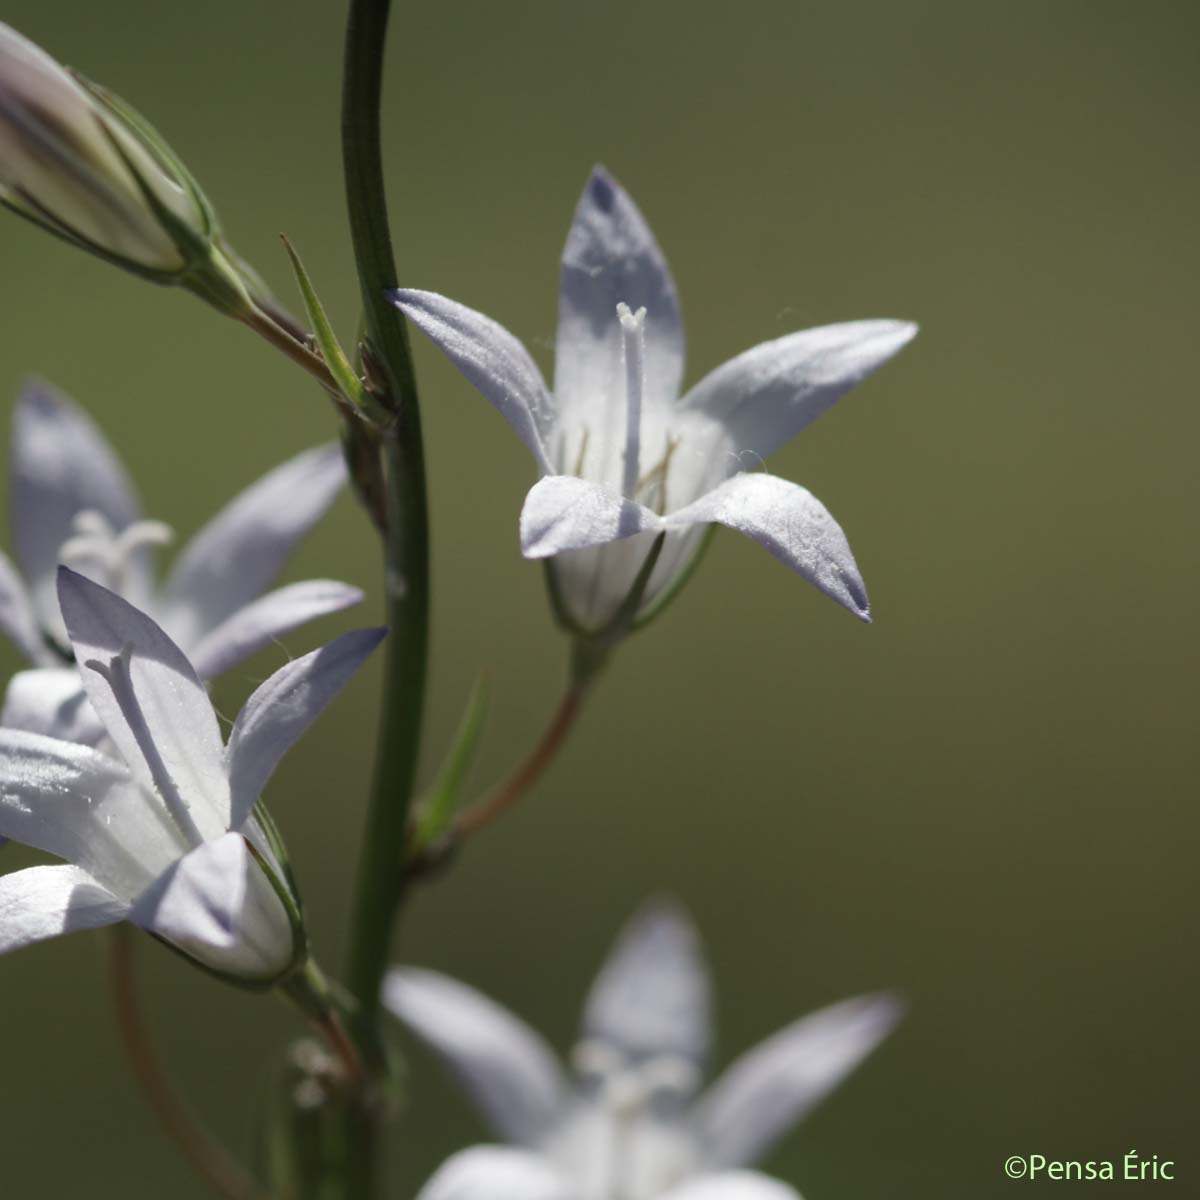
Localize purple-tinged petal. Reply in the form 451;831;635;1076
128;830;295;982
0;668;104;744
384;967;568;1146
0;728;179;899
0;864;127;955
667;474;871;622
415;1147;574;1200
556;167;684;420
187;579;364;681
392;289;555;473
10;380;143;622
582;898;711;1070
58;568;230;838
224;627;385;828
160;444;347;648
0;547;50;664
679;320;916;464
695;993;903;1168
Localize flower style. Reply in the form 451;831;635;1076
0;567;383;981
386;901;900;1200
0;381;358;741
392;167;916;636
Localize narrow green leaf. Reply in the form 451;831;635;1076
281;233;367;410
413;674;491;851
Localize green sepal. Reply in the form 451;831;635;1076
632;524;714;629
281;234;380;418
74;73;219;237
88;107;255;315
546;532;667;677
144;832;309;992
412;673;492;853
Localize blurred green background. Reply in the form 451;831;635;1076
1;1;1196;1196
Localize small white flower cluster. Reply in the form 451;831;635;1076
0;20;918;1199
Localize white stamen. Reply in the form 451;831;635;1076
572;1038;626;1079
84;644;204;848
617;302;647;499
58;510;174;595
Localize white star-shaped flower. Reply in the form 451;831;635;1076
392;167;916;636
386;901;900;1200
0;381;359;740
0;567;382;982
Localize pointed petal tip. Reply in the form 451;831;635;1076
585;164;618;211
14;375;75;421
630;892;699;941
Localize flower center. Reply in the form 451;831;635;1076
58;509;174;596
568;1038;700;1200
83;642;204;848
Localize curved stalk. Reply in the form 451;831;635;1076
109;927;269;1200
453;685;587;838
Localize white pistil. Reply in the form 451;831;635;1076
58;509;174;595
617;302;647;500
84;643;204;848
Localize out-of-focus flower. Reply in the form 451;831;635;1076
392;167;915;639
0;568;383;982
0;22;260;313
387;901;901;1200
0;381;358;741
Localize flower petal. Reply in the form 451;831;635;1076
582;898;711;1070
187;579;365;681
556;166;684;418
0;864;128;955
0;668;104;744
10;380;144;624
384;967;568;1146
667;474;870;621
415;1147;574;1200
520;475;661;560
521;474;867;622
58;567;231;837
128;831;295;982
0;729;181;899
694;993;903;1168
679;320;917;464
392;289;555;473
659;1171;802;1200
160;444;347;649
224;627;385;828
0;547;51;664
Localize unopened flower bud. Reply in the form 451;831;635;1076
0;23;252;312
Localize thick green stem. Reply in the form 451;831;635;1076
341;0;428;1043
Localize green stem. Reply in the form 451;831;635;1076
341;0;428;1036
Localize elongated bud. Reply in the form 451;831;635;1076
0;23;253;314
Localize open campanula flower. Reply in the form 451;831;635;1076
0;381;358;741
386;901;900;1200
393;167;916;638
0;22;256;311
0;567;383;982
